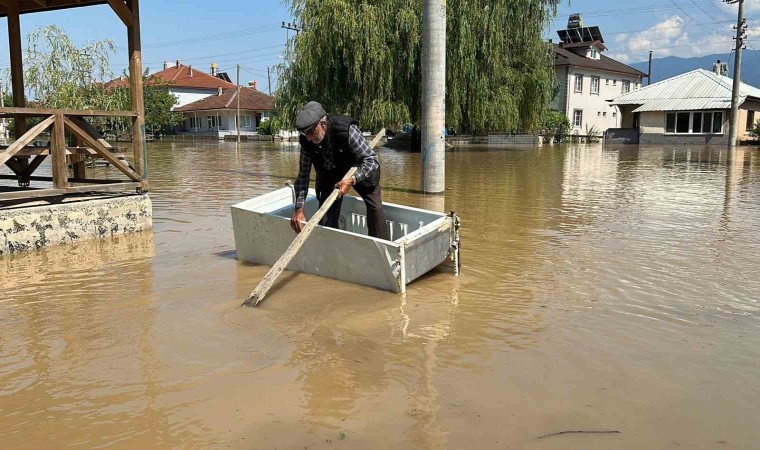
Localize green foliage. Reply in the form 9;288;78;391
256;118;278;135
275;0;560;134
540;109;570;143
23;25;115;110
585;124;600;143
748;120;760;140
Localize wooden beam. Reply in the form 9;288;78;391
22;154;47;178
10;147;125;157
0;107;137;117
127;0;146;183
5;158;22;175
62;116;141;182
7;0;27;138
0;175;137;185
0;182;142;202
51;114;68;189
29;0;49;7
0;115;55;166
106;0;132;27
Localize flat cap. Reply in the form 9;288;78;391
295;101;326;131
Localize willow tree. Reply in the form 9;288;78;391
275;0;560;134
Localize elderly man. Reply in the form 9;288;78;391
291;101;389;240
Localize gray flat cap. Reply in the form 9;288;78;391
295;101;326;131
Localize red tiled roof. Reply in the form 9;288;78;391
104;63;236;90
175;87;273;112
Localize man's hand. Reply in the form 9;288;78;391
335;176;354;198
291;208;306;233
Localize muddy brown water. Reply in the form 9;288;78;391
1;142;759;449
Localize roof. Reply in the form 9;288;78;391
554;44;647;77
562;40;607;52
609;69;760;112
175;87;273;113
104;63;235;91
0;1;107;18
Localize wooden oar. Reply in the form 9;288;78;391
243;128;386;307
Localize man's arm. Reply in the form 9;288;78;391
294;148;312;209
347;125;379;184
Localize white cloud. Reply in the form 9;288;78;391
607;15;735;64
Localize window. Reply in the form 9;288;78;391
693;112;703;133
713;112;723;133
591;76;600;94
606;79;610;85
207;115;219;129
634;82;640;90
613;112;617;118
747;111;756;130
238;115;252;127
574;74;583;93
613;80;617;86
622;80;631;94
189;116;201;130
597;111;601;117
573;109;583;128
665;111;724;134
603;112;607;117
589;49;598;59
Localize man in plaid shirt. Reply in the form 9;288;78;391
291;101;389;240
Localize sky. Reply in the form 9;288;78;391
0;0;759;92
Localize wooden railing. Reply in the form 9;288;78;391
0;108;146;202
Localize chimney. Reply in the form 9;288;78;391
713;59;728;76
188;65;193;77
163;61;169;70
253;80;257;90
248;81;255;87
218;87;223;96
175;60;180;68
211;62;218;77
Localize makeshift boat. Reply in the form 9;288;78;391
231;186;460;293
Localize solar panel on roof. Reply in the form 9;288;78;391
557;26;605;44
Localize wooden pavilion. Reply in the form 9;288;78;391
0;0;147;202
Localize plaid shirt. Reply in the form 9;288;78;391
294;124;379;208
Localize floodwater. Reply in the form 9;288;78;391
1;142;759;449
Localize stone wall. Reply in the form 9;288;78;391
0;194;152;256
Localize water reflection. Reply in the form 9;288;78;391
1;141;758;449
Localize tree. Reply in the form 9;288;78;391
107;70;185;135
23;25;115;110
275;0;560;134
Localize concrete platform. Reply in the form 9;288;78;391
0;193;152;256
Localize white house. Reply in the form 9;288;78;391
550;25;647;134
608;67;760;145
176;86;273;138
105;60;236;109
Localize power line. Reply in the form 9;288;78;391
552;0;729;20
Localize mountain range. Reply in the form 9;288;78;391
629;50;760;87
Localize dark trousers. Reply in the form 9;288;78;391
316;176;390;240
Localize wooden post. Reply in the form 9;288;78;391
127;0;146;188
51;115;68;189
7;0;27;138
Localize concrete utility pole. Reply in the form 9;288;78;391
727;0;746;149
236;64;241;145
267;67;272;95
421;0;446;194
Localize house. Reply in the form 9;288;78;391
105;60;236;109
608;67;760;145
550;22;648;134
175;85;274;138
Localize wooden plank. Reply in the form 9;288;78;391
106;0;132;27
128;0;146;183
0;175;140;185
7;0;27;138
0;115;56;166
62;116;141;181
51;114;68;189
243;129;386;307
0;182;141;202
21;154;47;178
0;107;137;117
9;147;124;157
68;116;115;150
5;158;22;174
